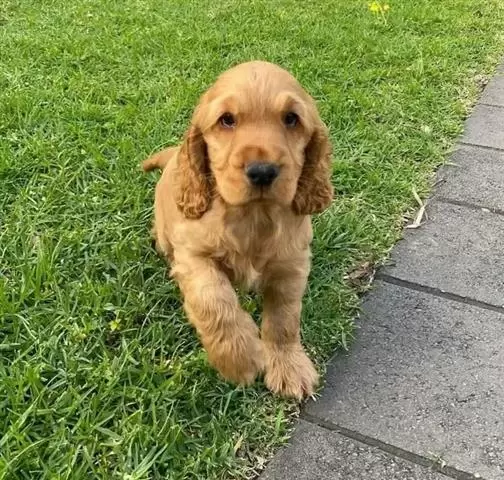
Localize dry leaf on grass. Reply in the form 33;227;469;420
345;261;376;289
405;187;427;229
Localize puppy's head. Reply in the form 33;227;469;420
174;61;333;218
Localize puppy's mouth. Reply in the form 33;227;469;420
253;186;289;207
253;184;276;200
249;178;280;200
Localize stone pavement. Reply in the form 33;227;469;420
261;65;504;480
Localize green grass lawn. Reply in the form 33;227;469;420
1;0;503;478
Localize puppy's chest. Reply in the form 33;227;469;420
217;220;281;290
219;250;267;291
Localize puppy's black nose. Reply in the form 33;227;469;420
245;162;280;187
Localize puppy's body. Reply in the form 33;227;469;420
144;61;333;399
150;149;312;287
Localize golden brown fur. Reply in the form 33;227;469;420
143;61;333;399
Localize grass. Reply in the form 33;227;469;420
1;0;503;478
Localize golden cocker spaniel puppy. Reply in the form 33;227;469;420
143;61;333;399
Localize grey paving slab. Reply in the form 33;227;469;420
261;420;447;480
306;281;504;480
462;104;504;150
436;144;504;211
481;69;504;107
384;201;504;306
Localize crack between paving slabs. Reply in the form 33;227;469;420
458;141;504;154
435;197;504;218
376;274;504;315
476;102;504;110
300;412;487;480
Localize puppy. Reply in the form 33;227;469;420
143;61;333;399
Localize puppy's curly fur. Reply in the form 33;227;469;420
143;61;333;399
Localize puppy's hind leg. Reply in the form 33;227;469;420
149;222;173;261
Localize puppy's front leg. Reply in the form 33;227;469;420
171;254;264;385
261;254;318;400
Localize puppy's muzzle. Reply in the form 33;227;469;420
245;162;280;187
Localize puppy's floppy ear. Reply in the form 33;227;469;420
173;124;212;219
292;121;334;215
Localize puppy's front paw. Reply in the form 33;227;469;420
264;343;319;400
206;331;265;386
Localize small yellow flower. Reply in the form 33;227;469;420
369;1;390;14
109;319;121;331
369;1;380;13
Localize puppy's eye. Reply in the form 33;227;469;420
219;113;236;128
284;111;299;128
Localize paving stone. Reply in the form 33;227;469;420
384;201;504;306
435;144;504;211
306;281;504;480
481;69;504;107
462;104;504;150
260;420;447;480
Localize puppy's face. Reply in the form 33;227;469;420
174;61;333;219
195;62;319;207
